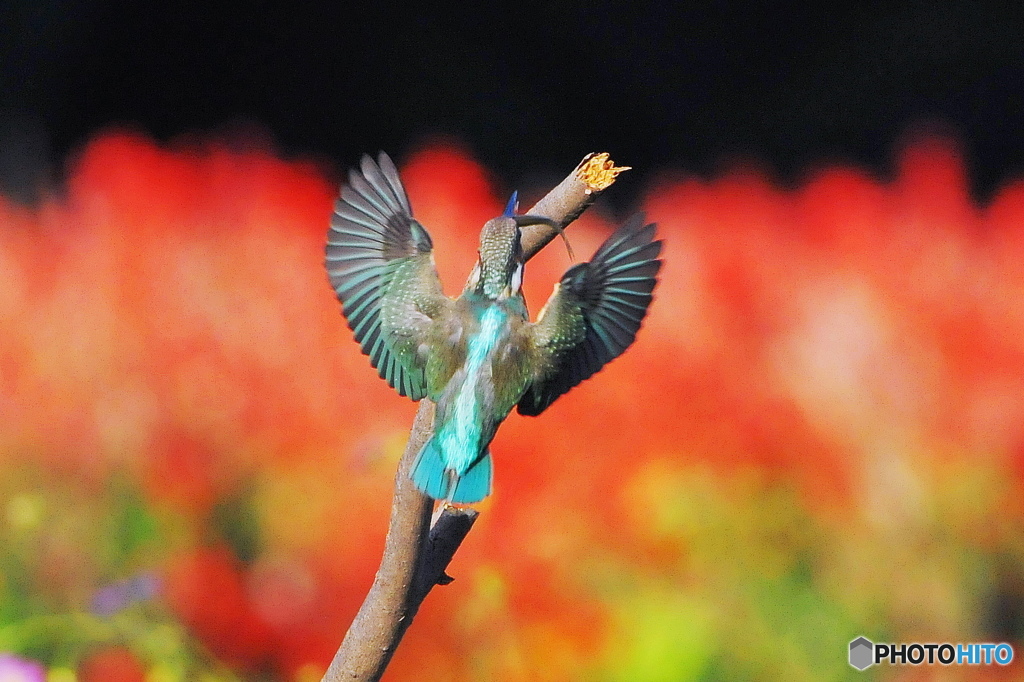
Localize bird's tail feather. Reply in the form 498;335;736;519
411;438;450;500
449;452;492;504
410;438;492;504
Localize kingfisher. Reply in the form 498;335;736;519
326;152;661;503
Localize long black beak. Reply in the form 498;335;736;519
512;215;575;261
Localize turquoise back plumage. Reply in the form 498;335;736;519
435;306;506;470
411;302;525;503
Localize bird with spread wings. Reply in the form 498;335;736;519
326;152;661;503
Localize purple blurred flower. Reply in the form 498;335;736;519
0;654;46;682
91;572;161;616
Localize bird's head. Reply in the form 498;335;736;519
467;192;562;299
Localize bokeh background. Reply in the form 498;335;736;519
2;1;1024;680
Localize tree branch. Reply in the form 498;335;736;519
321;152;629;682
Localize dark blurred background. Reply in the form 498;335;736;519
3;0;1024;203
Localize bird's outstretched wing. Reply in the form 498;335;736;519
518;214;662;416
326;152;449;400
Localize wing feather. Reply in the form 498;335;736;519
325;152;448;400
519;214;662;416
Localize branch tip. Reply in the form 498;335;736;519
575;152;630;191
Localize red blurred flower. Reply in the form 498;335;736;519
78;647;146;682
163;545;274;671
